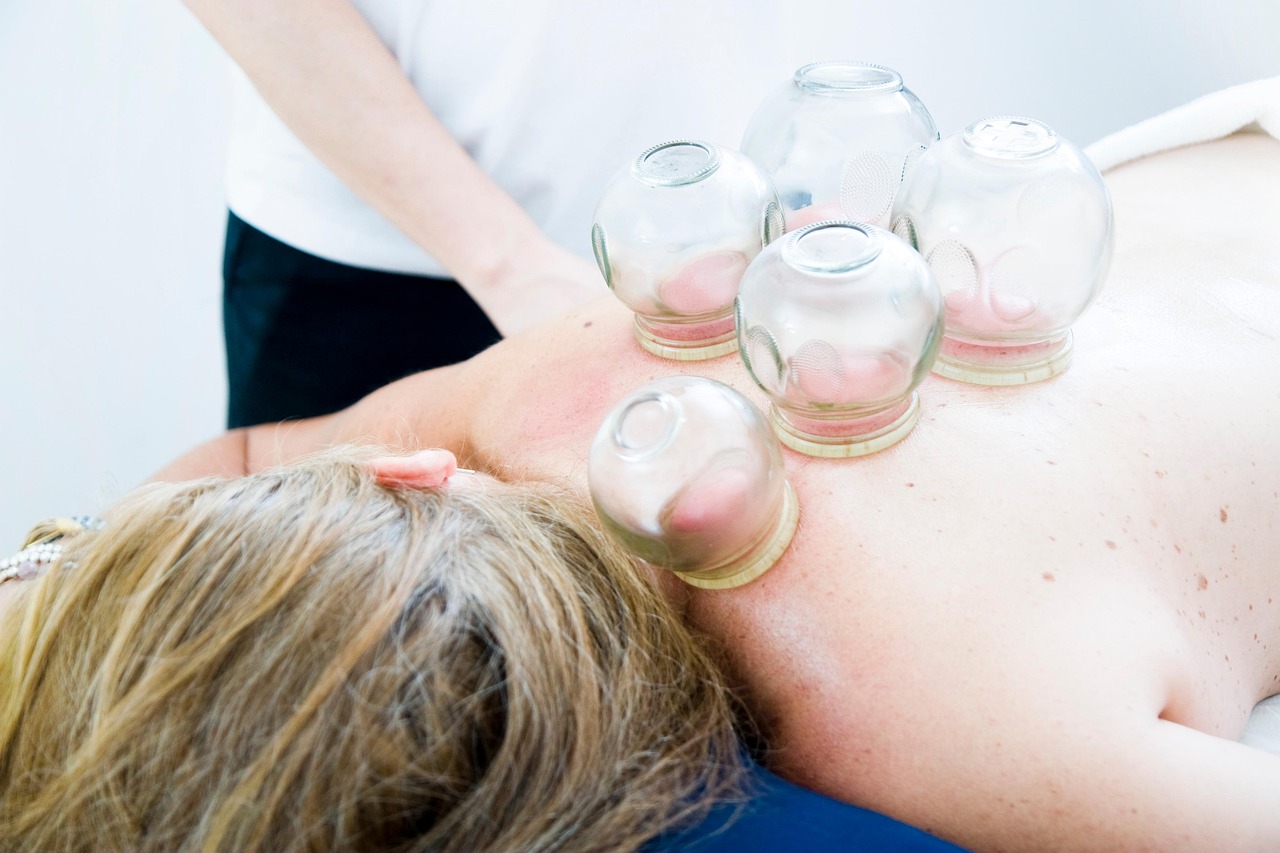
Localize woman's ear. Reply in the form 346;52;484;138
366;449;458;489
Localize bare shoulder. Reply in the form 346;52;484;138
462;298;747;476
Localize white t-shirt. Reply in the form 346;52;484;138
225;0;788;278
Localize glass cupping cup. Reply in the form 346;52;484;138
591;140;784;361
588;376;798;589
736;221;943;458
891;116;1114;385
741;61;937;231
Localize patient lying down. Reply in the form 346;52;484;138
162;133;1280;851
8;134;1280;851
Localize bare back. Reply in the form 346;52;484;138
291;134;1280;851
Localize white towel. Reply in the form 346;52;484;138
1085;76;1280;172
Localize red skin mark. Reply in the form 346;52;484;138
1174;545;1182;554
646;313;736;342
666;468;754;536
1042;572;1056;582
945;287;1042;335
1197;574;1209;591
1105;540;1117;550
657;251;748;315
786;350;912;405
905;482;915;488
1219;507;1229;523
1155;470;1166;479
517;363;620;446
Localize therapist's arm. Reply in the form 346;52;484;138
182;0;603;336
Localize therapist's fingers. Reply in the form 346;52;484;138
366;449;458;489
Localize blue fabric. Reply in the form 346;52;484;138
645;758;968;852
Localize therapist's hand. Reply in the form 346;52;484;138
476;241;605;337
184;0;605;338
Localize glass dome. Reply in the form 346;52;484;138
741;61;937;231
588;376;798;589
591;140;784;361
735;220;943;457
891;116;1114;385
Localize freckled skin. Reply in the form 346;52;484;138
251;135;1280;851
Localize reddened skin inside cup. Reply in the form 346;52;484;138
588;376;798;589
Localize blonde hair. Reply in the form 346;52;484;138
0;449;743;852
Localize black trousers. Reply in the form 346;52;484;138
222;212;502;428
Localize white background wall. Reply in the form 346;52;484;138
1;0;1278;547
